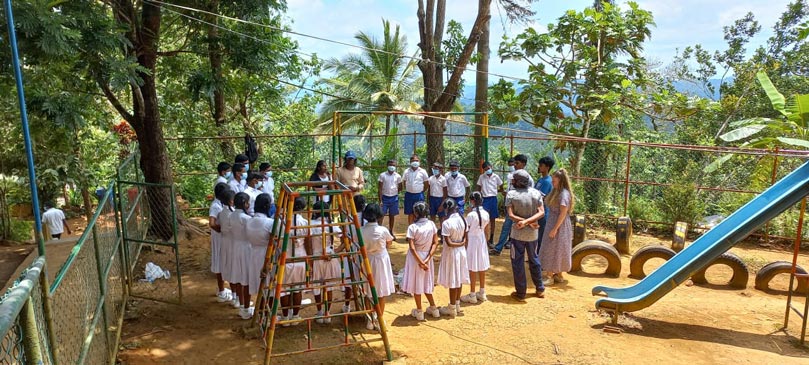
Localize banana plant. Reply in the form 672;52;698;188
706;71;809;172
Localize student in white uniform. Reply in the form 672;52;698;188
217;190;239;308
228;163;246;193
42;202;71;240
340;194;366;315
280;197;310;326
377;159;402;238
310;201;342;324
259;163;276;217
244;173;263;216
230;192;254;319
246;193;274;319
476;161;503;246
437;199;469;317
444;161;471;215
461;192;490;304
402;202;440;321
214;162;231;190
210;183;231;303
360;203;395;330
402;155;429;225
427;162;447;224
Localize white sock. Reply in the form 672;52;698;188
479;288;486;294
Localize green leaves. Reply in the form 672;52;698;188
755;71;787;116
718;123;767;141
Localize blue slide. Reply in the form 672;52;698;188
593;161;809;314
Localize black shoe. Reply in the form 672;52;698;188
489;249;501;256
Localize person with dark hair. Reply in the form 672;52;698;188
246;193;274;317
335;151;365;192
235;154;250;173
360;203;395;330
535;156;555;250
402;201;440;321
210;183;232;302
310;200;342;324
244;173;263;215
309;160;332;206
218;190;239;307
230;192;254;319
229;163;247;193
215;162;232;189
259;163;276;216
443;161;470;216
461;191;490;304
427;162;447;224
491;155;535;255
42;201;71;240
437;198;469;317
377;159;402;238
505;170;545;301
476;161;503;246
280;197;310;326
403;154;429;225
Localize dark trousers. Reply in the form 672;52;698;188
510;238;544;296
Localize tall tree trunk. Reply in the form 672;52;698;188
417;0;490;166
473;0;490;165
207;0;232;158
105;1;174;240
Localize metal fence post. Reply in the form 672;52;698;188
623;141;632;217
21;298;44;365
90;222;110;356
765;147;780;244
509;134;514;157
170;185;184;304
482;114;489;164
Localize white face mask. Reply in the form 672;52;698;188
411;161;420;168
509;165;516;172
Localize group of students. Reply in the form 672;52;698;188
206;151;576;328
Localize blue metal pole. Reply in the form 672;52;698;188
4;0;46;256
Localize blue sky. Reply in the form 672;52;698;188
286;0;794;82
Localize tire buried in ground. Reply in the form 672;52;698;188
691;252;749;289
570;240;622;277
629;245;676;279
754;261;808;294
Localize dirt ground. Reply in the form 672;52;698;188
106;213;809;365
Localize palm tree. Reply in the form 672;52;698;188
317;19;422;136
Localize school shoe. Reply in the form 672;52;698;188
323;312;332;324
553;274;568;284
476;291;488;302
425;306;440;318
411;309;425;321
231;296;240;308
280;314;291;327
542;277;555;287
316;310;325;324
438;305;456;317
342;304;351;314
216;290;231;303
455;302;463;314
460;293;478;304
288;314;303;326
239;307;254;320
366;313;378;330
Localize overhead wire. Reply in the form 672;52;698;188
151;1;809;158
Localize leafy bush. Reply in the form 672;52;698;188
9;219;33;242
656;182;706;226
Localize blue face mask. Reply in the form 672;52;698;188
451;171;459;177
411;161;420;168
486;168;493;175
256;181;263;189
432;168;439;176
244;163;250;171
224;171;233;180
387;166;396;172
509;165;516;173
266;171;273;178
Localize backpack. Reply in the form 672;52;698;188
244;133;258;164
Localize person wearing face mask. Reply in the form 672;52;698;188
244;173;263;216
403;154;429;225
476;161;504;246
259;162;276;216
427;162;448;225
443;161;470;216
378;159;403;239
336;151;365;192
228;163;247;193
234;154;250;187
491;154;534;256
215;162;232;190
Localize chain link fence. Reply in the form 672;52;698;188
0;148;179;364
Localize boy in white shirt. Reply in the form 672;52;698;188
42;202;71;240
427;162;447;224
402;154;429;225
377;159;402;238
443;161;470;215
214;162;231;190
476;161;504;245
259;163;276;217
228;163;246;193
244;173;263;215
